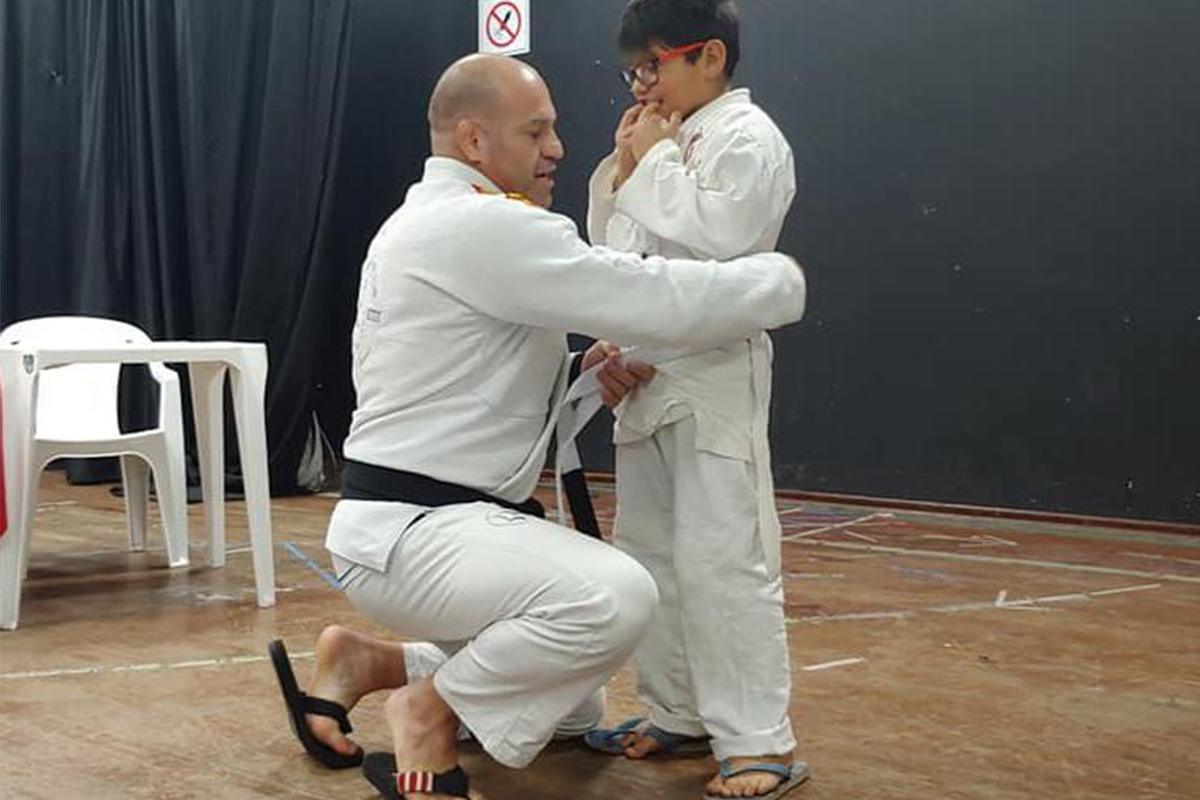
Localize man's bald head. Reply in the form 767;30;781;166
426;54;564;207
428;54;542;141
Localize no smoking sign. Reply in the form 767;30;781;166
479;0;530;56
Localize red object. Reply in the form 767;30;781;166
398;772;434;794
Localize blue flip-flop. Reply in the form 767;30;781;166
584;717;711;756
703;759;810;799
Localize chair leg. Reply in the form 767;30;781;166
18;468;38;583
121;455;150;552
145;442;189;569
1;464;40;630
0;516;24;630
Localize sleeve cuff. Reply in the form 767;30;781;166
589;152;621;200
615;138;680;213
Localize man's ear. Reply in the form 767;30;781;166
700;39;728;80
456;118;487;163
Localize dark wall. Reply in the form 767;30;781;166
331;0;1199;523
519;0;1200;523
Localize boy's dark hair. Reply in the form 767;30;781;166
618;0;740;79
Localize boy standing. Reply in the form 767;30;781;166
585;1;807;798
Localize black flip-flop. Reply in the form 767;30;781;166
268;639;364;768
363;752;472;799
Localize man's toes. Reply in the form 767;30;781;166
306;712;359;756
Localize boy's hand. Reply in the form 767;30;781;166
630;106;681;161
614;104;643;150
612;104;645;192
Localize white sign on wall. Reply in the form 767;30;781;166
479;0;530;56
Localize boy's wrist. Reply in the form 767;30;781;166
612;148;637;192
617;138;673;196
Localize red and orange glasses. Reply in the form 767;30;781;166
620;41;708;89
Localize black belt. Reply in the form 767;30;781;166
341;459;600;538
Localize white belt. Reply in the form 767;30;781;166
553;336;781;579
747;334;781;578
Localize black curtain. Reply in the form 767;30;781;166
1;0;353;493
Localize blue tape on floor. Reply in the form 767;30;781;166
282;541;341;590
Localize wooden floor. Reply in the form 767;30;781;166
1;471;1198;799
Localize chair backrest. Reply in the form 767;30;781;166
1;316;152;440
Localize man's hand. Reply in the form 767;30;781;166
630;106;681;162
582;340;656;408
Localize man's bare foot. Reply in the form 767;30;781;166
305;625;407;757
384;680;487;800
705;752;796;798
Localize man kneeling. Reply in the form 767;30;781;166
270;53;807;800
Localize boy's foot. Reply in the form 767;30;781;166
622;729;663;759
705;753;798;798
383;681;487;799
306;625;408;758
585;718;710;758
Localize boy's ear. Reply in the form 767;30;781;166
700;39;728;80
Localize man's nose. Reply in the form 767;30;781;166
545;131;564;161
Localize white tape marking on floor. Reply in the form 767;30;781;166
1089;583;1162;596
788;539;1200;584
782;513;895;541
0;651;314;682
1120;552;1200;566
1036;593;1090;603
790;580;1168;625
803;657;865;672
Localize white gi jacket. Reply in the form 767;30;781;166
587;89;798;573
332;156;805;571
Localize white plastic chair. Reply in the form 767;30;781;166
0;316;189;629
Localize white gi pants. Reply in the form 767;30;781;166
614;416;796;761
331;501;658;768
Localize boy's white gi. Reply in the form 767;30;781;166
587;88;801;760
326;156;806;768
